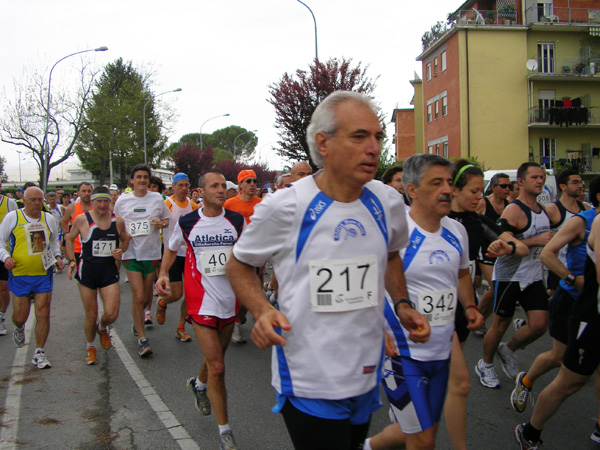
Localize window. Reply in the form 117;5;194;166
537;0;553;20
441;51;447;71
442;96;448;116
434;58;438;75
436;144;440;155
539;138;556;169
538;43;555;74
443;141;449;158
537;90;556;121
426;62;431;81
435;101;439;120
428;145;434;154
427;104;432;122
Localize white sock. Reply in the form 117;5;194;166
363;438;373;450
87;342;95;348
0;311;4;320
195;378;207;391
35;348;43;354
218;424;231;434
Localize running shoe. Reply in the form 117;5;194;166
97;324;112;349
591;423;600;443
513;318;527;332
472;325;487;337
514;423;542;449
0;317;7;336
86;346;97;365
144;310;153;325
498;342;519;379
186;377;211;415
475;359;500;388
219;430;238;450
132;323;138;337
32;349;52;369
138;338;153;357
13;326;25;348
511;372;530;413
156;298;167;325
231;323;246;344
176;325;192;342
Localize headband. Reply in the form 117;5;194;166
453;164;474;186
91;193;112;201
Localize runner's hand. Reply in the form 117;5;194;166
112;248;123;261
155;276;170;296
397;306;430;343
384;331;399;357
251;309;292;349
4;257;16;271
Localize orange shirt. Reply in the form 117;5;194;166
73;202;92;253
223;195;261;224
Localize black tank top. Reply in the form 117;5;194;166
80;212;119;264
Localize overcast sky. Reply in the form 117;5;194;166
0;0;456;185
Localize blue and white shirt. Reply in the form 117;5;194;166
385;213;469;362
233;175;408;400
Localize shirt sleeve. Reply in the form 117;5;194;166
457;222;471;270
0;211;17;262
385;185;409;252
233;191;294;267
7;198;17;212
167;220;186;252
46;214;61;258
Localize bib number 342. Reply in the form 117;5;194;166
309;255;378;312
416;288;456;327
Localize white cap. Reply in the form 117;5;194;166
226;181;238;191
109;184;118;191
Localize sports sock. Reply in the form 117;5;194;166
87;342;95;348
363;438;373;450
218;424;231;434
522;373;534;389
195;378;207;391
523;422;541;442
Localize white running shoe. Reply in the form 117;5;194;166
0;317;7;336
31;350;52;369
231;323;246;344
475;359;500;388
497;342;519;379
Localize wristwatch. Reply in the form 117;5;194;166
564;273;576;286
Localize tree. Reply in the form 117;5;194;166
0;156;7;183
0;62;97;186
268;57;379;168
214;160;277;187
177;126;258;160
172;143;214;186
75;58;172;186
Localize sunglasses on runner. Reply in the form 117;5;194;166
245;179;258;184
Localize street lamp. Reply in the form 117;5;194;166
16;150;23;183
42;46;108;192
233;129;257;159
199;113;230;150
143;88;182;164
296;0;318;61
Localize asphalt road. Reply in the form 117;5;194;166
1;269;599;449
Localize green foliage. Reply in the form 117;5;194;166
0;156;7;183
75;58;167;186
172;126;257;162
214;148;233;163
448;156;486;171
421;20;448;50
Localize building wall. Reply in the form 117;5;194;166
411;80;424;153
393;109;416;162
461;28;530;169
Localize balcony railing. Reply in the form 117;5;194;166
454;9;517;26
528;106;600;125
532;57;600;76
526;6;600;24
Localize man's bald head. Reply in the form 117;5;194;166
24;186;44;199
290;161;313;182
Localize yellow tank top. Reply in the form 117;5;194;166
10;210;52;276
0;196;10;224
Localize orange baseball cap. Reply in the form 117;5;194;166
237;169;257;184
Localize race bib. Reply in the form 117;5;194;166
531;246;542;261
309;255;378;312
24;222;49;256
92;240;116;257
417;288;457;327
42;250;56;271
199;248;232;277
129;220;151;237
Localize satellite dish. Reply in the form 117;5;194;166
526;59;539;71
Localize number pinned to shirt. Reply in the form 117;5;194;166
92;240;116;257
199;248;232;277
129;220;151;237
416;288;456;327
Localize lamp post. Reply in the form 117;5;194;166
296;0;318;61
199;113;230;150
233;129;257;159
143;88;182;164
42;46;108;192
16;150;22;183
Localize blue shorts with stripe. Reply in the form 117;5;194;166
381;355;450;434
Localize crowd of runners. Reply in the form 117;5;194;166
1;90;599;450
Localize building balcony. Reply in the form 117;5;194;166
525;6;600;25
528;106;600;127
527;57;600;79
454;9;519;26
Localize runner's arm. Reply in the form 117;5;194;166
457;268;484;330
60;204;74;234
227;254;291;349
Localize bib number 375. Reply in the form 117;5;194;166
309;255;378;312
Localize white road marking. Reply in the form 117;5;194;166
111;331;200;450
0;315;36;449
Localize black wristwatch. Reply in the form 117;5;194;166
564;273;576;286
